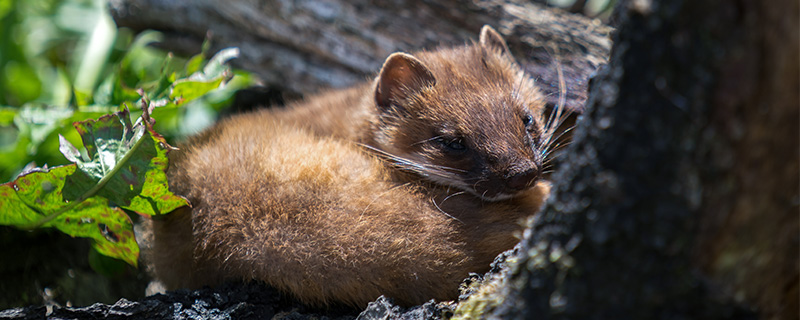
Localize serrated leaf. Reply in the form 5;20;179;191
0;165;139;266
59;107;188;216
0;107;189;266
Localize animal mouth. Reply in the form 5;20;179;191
469;173;540;202
423;172;537;202
468;184;535;202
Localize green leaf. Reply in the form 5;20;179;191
74;89;93;107
0;0;12;20
0;107;189;266
2;61;42;104
168;48;238;105
0;106;16;125
184;53;205;75
71;8;116;97
59;107;189;216
13;104;74;151
169;77;225;105
0;133;28;182
88;246;129;277
1;0;257;268
0;165;139;266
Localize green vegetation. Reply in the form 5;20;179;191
0;106;189;266
0;0;256;271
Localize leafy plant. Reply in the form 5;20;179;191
0;45;250;266
0;0;255;183
0;0;257;268
0;105;184;266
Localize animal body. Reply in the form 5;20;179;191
142;25;554;307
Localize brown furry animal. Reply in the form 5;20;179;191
142;25;553;307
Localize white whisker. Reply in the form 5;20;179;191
431;197;464;224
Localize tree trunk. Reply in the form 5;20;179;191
454;0;797;319
108;0;612;114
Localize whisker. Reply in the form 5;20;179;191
411;135;446;147
542;113;571;150
357;143;467;180
542;141;573;159
541;147;570;166
542;148;563;161
513;71;527;100
540;61;571;154
432;197;464;224
541;150;563;165
471;177;488;192
442;191;467;204
543;126;575;150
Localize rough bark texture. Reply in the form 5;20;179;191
456;0;797;319
108;0;612;114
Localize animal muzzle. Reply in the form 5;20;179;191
471;163;540;201
505;167;539;191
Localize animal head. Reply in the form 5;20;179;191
369;25;550;201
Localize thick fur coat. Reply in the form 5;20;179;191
141;26;551;307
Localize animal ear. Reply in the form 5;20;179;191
375;52;436;110
479;25;516;63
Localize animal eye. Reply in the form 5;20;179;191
436;137;467;151
522;114;533;126
447;140;466;151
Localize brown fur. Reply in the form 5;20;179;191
142;26;552;307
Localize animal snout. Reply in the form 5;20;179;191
506;167;539;191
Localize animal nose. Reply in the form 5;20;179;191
506;168;539;191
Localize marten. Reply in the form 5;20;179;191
140;25;553;307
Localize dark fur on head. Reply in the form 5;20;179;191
369;25;547;201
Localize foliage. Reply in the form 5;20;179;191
0;0;256;267
0;0;255;183
0;106;189;266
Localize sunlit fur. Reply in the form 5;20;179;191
142;26;556;308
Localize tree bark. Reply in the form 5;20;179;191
108;0;612;113
456;0;797;319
